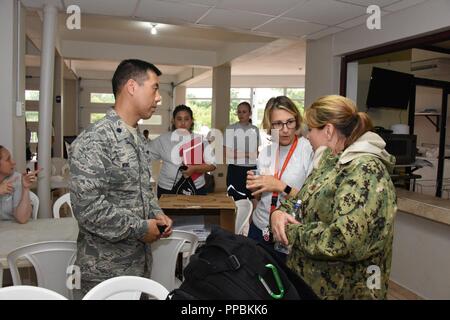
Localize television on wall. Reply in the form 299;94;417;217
366;67;414;109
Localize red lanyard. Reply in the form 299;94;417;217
270;136;298;213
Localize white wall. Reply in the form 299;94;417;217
391;211;450;299
332;0;450;57
305;0;450;108
190;75;305;88
78;78;174;135
63;79;77;136
0;0;26;172
304;36;341;107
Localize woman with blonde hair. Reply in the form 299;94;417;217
271;95;396;299
246;96;313;257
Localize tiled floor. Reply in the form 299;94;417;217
387;280;423;300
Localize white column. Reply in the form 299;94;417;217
346;61;359;102
53;52;64;157
211;64;231;192
211;64;231;132
305;36;341;107
0;0;26;172
37;4;58;218
174;86;186;106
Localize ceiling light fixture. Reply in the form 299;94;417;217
150;23;157;35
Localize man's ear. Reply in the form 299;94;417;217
125;79;136;96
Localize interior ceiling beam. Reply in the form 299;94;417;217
60;40;217;67
416;45;450;55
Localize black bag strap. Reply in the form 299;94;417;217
187;231;267;279
171;166;184;191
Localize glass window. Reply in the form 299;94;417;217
286;88;305;100
90;113;106;123
30;132;38;143
186;88;213;135
25;90;39;101
26;111;39;122
186;88;212;99
231;88;251;99
139;115;162;125
253;88;284;127
286;88;305;115
186;99;212;135
90;93;115;104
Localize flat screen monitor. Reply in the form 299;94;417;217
379;133;417;165
366;67;414;110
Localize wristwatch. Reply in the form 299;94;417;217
283;185;292;195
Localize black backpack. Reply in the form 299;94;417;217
168;227;318;300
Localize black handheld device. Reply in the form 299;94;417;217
158;224;167;234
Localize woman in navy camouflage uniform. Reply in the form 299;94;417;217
271;95;397;299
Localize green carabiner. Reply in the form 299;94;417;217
258;263;285;299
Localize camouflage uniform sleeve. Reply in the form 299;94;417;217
70;136;148;243
286;159;391;262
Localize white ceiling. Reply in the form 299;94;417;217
21;0;430;81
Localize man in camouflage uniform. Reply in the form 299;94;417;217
69;59;173;297
272;130;397;299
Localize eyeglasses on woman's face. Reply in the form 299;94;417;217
271;118;296;130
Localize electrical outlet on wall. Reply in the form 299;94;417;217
16;101;25;117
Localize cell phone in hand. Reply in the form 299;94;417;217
157;224;167;235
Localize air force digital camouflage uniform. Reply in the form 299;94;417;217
278;132;397;299
69;108;163;294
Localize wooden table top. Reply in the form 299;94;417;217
159;194;236;210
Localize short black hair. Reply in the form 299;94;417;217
112;59;162;98
143;129;149;135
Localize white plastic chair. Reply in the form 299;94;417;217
171;230;199;275
150;236;189;291
172;230;199;257
51;157;68;176
82;276;168;300
235;198;253;236
29;191;39;220
0;285;68;300
53;193;73;218
7;241;77;299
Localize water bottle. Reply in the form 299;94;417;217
292;199;303;221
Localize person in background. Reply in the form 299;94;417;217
246;96;314;258
271;95;397;299
143;129;150;141
69;59;173;297
149;104;216;198
0;145;41;223
224;102;260;200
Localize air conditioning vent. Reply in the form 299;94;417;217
411;58;450;75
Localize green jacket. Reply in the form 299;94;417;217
278;132;397;299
